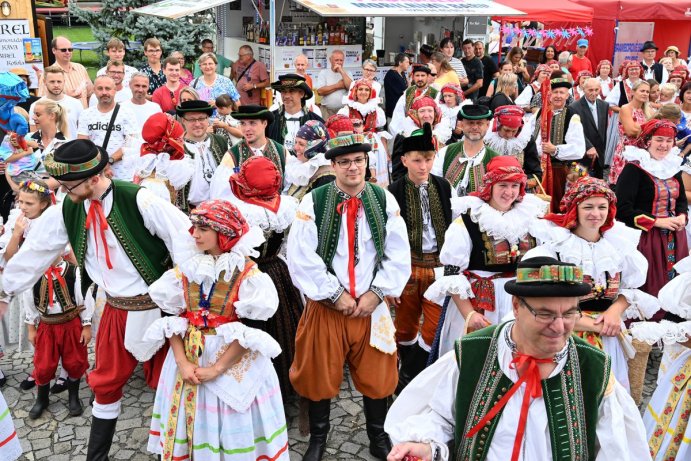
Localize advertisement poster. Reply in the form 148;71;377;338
23;38;43;63
612;22;655;76
0;20;42;87
344;49;361;67
292;0;524;17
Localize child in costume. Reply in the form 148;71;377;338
0;72;38;183
144;199;289;461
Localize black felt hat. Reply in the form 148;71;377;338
230;104;275;124
43;139;109;181
324;134;372;160
457;104;493;121
175;100;214;117
550;78;572;90
640;41;658;52
271;73;313;100
401;123;435;154
411;64;432;75
420;44;434;58
504;256;592;298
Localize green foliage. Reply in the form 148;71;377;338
68;0;216;68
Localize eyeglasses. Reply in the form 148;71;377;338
334;157;367;168
107;70;125;75
238;53;251;57
57;48;73;53
57;177;90;193
183;116;208;124
146;49;162;53
519;298;582;324
363;68;376;72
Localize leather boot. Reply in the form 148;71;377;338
67;378;84;416
302;399;330;461
394;343;414;395
29;384;50;419
87;416;118;461
363;396;393;460
396;343;429;395
409;344;430;382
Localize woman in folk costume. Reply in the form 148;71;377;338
144;199;289;461
616;119;688;304
337;79;391;185
135;113;194;207
525;176;657;394
515;63;550;112
424;156;548;359
571;70;593;101
437;84;468;144
605;60;644;166
284;120;335;200
639;256;691;461
595;60;615;99
228;157;303;399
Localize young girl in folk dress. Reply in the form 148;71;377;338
145;199;289;461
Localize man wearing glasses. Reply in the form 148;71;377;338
386;256;650;461
140;38;166;96
0;138;198;461
88;61;132;107
287;134;411;461
231;46;269;106
40;36;92;108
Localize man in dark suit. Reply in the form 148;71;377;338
569;77;608;179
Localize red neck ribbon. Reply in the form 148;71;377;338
465;352;553;461
336;196;362;298
44;265;67;307
85;200;113;270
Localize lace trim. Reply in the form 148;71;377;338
234;196;298;232
622;145;683;180
284;154;330;187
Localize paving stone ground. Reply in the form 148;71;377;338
2;343;661;460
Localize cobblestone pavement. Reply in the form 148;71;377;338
2;344;662;461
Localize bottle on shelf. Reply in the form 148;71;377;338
316;23;323;45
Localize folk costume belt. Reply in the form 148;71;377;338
411;252;441;268
106;293;158;311
464;271;515;313
40;306;84;325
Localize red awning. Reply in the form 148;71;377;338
495;0;594;23
570;0;691;21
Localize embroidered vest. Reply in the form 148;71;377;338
312;182;388;272
454;324;610;461
348;107;379;133
33;263;79;315
461;214;536;272
404;86;439;112
442;143;499;193
388;174;451;256
230;139;286;176
62;180;172;293
286;167;335;201
579;272;622;313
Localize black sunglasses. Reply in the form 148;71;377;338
57;48;74;53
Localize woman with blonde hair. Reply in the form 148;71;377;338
430;51;460;89
489;72;518;111
190;52;241;111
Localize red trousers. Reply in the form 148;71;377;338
33;316;89;386
86;304;169;405
395;262;442;348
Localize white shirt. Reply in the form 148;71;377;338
282;110;304;150
317;68;351;109
448;57;468;79
77;104;139;180
88;87;133;108
185;138;219;206
29;95;83;140
532;110;586;161
120;99;162;128
586;98;599;126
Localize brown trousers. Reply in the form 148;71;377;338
395;259;442;348
290;299;398;400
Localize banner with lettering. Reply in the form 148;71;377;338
613;22;654;77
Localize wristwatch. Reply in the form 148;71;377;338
108;157;115;165
253;84;257;90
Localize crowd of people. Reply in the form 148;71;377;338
0;32;690;461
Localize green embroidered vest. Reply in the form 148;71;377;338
230;139;286;175
402;178;447;255
311;182;388;272
404;86;439;112
454;324;610;461
442;143;500;193
62;180;172;291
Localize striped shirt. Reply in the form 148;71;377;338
448;57;468;80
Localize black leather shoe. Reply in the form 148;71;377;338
19;376;35;390
50;377;68;394
363;396;393;460
302;399;330;461
87;416;118;461
29;384;50;419
67;378;84;416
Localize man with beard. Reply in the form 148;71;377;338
532;78;585;212
77;75;138;180
266;74;323;149
210;105;287;199
484;105;542;185
0;139;198;460
389;65;439;137
88;61;132;107
29;65;83;139
431;104;500;196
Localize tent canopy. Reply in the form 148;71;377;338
292;0;525;17
494;0;593;23
571;0;691;21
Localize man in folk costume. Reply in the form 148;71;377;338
391;96;445;182
385;256;651;461
266;73;324;150
287;134;411;460
484;105;542;187
0;139;198;460
135;113;194;207
388;123;453;393
210;105;287;199
431;104;500;197
177;100;228;210
390;64;439;137
533;77;586;213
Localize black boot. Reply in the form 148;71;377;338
395;343;428;395
28;384;50;419
363;396;392;460
67;378;84;416
87;416;118;461
302;399;330;461
408;343;430;382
